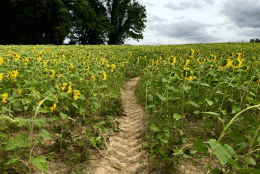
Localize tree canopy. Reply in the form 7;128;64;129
0;0;74;45
0;0;147;45
66;0;147;45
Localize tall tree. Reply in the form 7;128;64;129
40;0;73;45
0;0;73;45
61;0;147;45
100;0;147;45
62;0;113;45
0;0;20;45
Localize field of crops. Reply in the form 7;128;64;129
1;42;260;173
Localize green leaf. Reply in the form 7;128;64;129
21;98;33;105
24;105;29;111
37;107;49;113
60;112;67;119
209;168;223;174
47;156;52;161
148;94;153;101
79;95;86;100
190;150;197;154
150;124;159;132
72;102;79;109
114;119;120;126
159;137;168;144
205;99;213;106
164;132;170;138
169;96;180;101
59;92;68;98
114;128;120;132
147;104;156;109
16;117;31;127
167;86;175;91
156;93;166;101
193;138;208;153
142;143;148;148
200;83;210;87
183;154;189;158
172;149;184;155
257;136;260;144
182;85;191;92
208;139;234;165
237;168;260;173
79;107;86;115
173;113;182;120
215;90;224;95
93;102;101;110
194;110;200;115
89;137;96;147
13;101;22;111
249;92;256;97
220;109;227;116
200;112;219;116
227;158;242;170
186;100;200;108
5;133;29;150
228;130;243;144
214;96;220;103
246;97;260;105
140;160;143;164
5;157;20;165
232;105;241;114
31;117;46;127
40;129;52;140
162;78;168;83
246;157;256;166
242;115;257;125
228;98;238;104
31;155;48;172
191;160;197;168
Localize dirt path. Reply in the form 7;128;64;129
83;76;239;174
86;76;152;174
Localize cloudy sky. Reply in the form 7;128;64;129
63;0;260;45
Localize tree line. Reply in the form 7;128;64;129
249;38;260;42
0;0;147;45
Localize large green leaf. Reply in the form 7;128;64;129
150;123;159;132
156;93;167;101
208;139;234;166
205;99;213;106
193;138;208;153
31;155;48;172
237;168;260;173
5;157;20;165
5;133;29;150
40;129;52;140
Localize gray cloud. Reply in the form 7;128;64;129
163;1;204;11
147;14;168;23
219;0;260;28
148;20;220;43
204;0;215;5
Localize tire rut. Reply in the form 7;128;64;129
89;76;150;174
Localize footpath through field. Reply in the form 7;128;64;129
86;76;152;174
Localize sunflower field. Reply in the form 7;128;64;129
1;42;260;173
